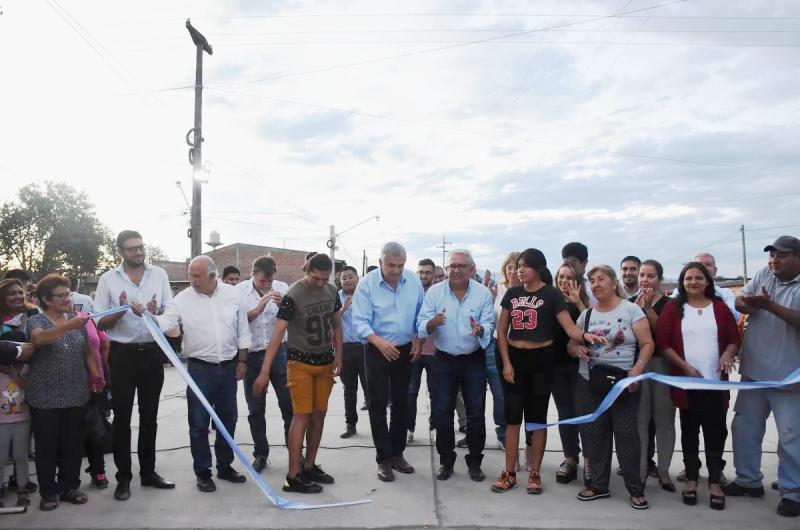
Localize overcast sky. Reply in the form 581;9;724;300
2;0;799;280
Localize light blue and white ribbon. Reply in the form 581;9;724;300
526;366;800;431
142;315;371;510
2;305;132;347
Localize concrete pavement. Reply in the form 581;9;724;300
3;363;795;529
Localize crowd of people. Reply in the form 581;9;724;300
0;229;798;519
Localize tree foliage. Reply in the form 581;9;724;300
0;182;111;277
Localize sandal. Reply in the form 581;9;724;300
630;496;650;510
60;489;88;505
710;494;725;511
39;494;59;511
659;478;676;493
577;487;610;501
682;489;698;506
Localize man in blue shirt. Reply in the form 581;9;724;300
352;242;424;482
338;266;367;438
418;249;494;482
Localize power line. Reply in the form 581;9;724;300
744;224;800;233
182;13;800;21
45;0;156;107
149;0;689;92
214;88;800;175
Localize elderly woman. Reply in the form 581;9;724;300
632;260;676;492
569;265;655;510
657;262;740;510
26;274;100;511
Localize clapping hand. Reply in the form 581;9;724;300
741;287;772;310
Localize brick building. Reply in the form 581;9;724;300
204;243;313;285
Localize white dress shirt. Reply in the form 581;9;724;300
94;263;173;343
158;281;251;363
235;278;289;351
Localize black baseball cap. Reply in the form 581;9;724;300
764;235;800;253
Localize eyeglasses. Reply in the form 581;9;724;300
446;264;469;271
51;291;72;300
122;244;146;253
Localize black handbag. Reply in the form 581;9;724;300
583;308;629;395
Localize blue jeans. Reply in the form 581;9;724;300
187;360;238;478
242;346;293;458
732;385;800;502
408;354;435;432
485;340;505;445
432;349;486;468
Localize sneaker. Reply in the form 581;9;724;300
527;470;543;494
491;470;517;492
252;456;270;472
360;401;369;411
283;473;323;494
777;498;800;517
556;460;577;484
91;473;109;489
303;464;334;485
497;439;505;451
340;424;357;439
407;430;415;444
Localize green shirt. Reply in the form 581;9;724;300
277;280;341;354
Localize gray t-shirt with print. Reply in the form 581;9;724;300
577;299;646;380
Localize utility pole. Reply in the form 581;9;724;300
740;224;748;282
435;235;452;268
362;249;367;276
327;225;337;274
186;19;213;258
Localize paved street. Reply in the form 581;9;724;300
5;364;795;529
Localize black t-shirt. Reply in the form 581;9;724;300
628;294;668;355
553;301;582;366
500;284;567;343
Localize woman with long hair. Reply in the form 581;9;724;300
569;265;654;509
0;279;38;341
551;261;590;484
492;249;604;495
633;260;676;491
656;262;740;510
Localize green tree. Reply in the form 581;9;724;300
0;182;111;277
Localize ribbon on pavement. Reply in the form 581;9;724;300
526;365;800;431
142;314;371;510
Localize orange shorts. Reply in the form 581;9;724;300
286;360;335;415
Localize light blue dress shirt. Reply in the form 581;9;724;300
417;279;495;354
338;289;362;344
352;268;424;345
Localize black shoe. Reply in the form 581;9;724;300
710;494;726;511
722;482;765;498
390;455;414;474
377;461;395;482
340;424;357;439
436;465;453;481
39;493;59;511
303;464;334;484
777;498;800;517
556;460;577;484
60;489;88;504
253;456;269;473
458;425;467;434
91;473;109;489
141;472;175;489
456;436;468;448
16;492;30;507
468;466;485;482
360;401;369;411
196;475;216;492
7;477;38;493
217;467;247;483
114;481;131;501
772;480;780;491
682;489;698;506
283;473;323;493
